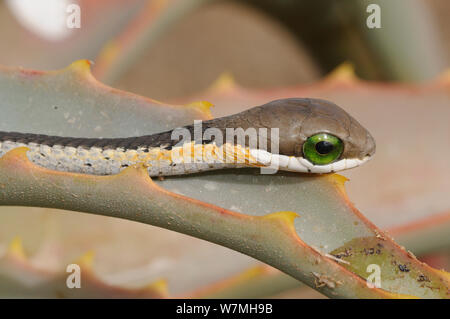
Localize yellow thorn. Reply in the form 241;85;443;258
76;250;95;269
263;211;299;227
186;100;214;117
325;62;358;83
208;72;236;92
146;278;169;296
7;237;26;261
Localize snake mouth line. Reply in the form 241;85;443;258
249;149;372;173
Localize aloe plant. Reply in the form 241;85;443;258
178;63;450;241
0;61;448;298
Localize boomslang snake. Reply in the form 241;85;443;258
0;98;375;176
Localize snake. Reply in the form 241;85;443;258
0;98;375;176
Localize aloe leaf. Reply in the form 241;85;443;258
1;1;145;69
0;62;448;298
190;213;450;299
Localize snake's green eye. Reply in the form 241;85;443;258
302;133;343;165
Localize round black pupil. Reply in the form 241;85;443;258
315;141;334;154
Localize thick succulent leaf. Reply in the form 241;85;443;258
0;63;448;298
0;60;210;136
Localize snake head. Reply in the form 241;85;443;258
242;98;376;173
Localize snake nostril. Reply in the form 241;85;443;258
365;134;376;156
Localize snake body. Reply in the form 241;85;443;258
0;98;376;176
